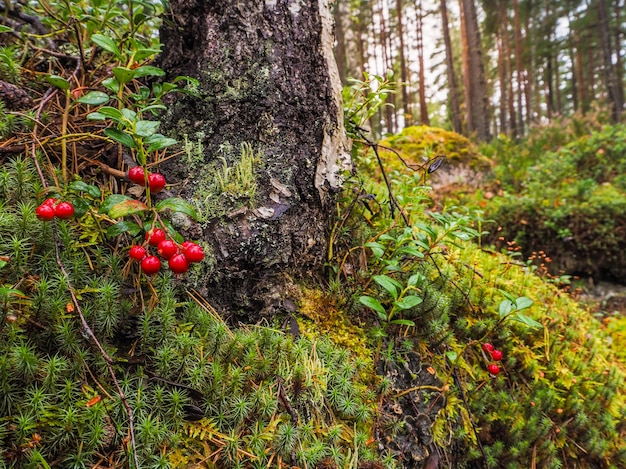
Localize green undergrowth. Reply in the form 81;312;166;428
331;132;626;467
0;158;382;468
484;124;626;280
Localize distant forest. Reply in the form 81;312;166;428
334;0;625;139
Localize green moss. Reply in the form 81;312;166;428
186;141;260;223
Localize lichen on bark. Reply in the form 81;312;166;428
156;0;350;316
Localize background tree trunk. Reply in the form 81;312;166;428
156;0;350;318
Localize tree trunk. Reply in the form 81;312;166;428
395;0;411;125
156;0;350;317
513;0;525;135
598;0;623;122
440;0;462;133
460;0;491;140
416;0;431;125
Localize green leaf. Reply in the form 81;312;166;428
0;287;25;299
407;273;425;287
397;246;425;258
46;75;70;91
106;221;141;238
86;111;107;121
71;197;90;218
133;48;162;62
107;199;148;218
0;259;7;270
145;134;178;153
91;34;121;57
120;108;137;122
102;77;120;93
155;198;199;221
364;241;384;258
69;181;101;198
77;91;110;105
359;295;387;321
394;295;423;310
390;319;415;327
134;120;160;138
445;350;458;364
91;106;123;121
113;67;135;85
373;274;400;300
104;128;137;149
513;313;543;329
100;194;132;214
0;25;14;33
132;65;165;78
499;299;515;318
515;297;534;311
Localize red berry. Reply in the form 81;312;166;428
36;204;55;221
487;364;500;376
482;343;494;353
157;239;178;259
128;166;146;186
42;197;57;207
490;349;503;361
168;253;189;274
182;241;195;250
55;202;75;219
129;245;147;261
148;173;166;194
183;243;204;263
145;228;166;246
141;255;161;275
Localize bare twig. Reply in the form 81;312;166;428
356;128;410;226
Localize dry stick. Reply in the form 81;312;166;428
29;78;141;469
357;128;410;226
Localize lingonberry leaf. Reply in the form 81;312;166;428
46;74;70;91
112;66;135;85
100;194;132;213
145;134;178;153
154;198;198;221
394;295;423;310
104;128;137;149
132;65;165;77
91;33;121;57
390;319;416;327
69;181;101;199
512;313;543;329
373;274;401;300
77;91;110;105
71;197;90;218
135;120;160;138
106;221;142;238
358;295;387;321
107;199;148;218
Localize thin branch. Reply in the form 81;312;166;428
356;128;410;226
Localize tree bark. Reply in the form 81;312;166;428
597;0;623;122
157;0;350;317
440;0;462;133
460;0;491;140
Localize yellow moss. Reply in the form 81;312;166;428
297;287;372;366
379;125;493;172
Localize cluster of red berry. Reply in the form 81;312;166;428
127;166;166;194
36;198;75;221
482;343;504;376
129;228;204;275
